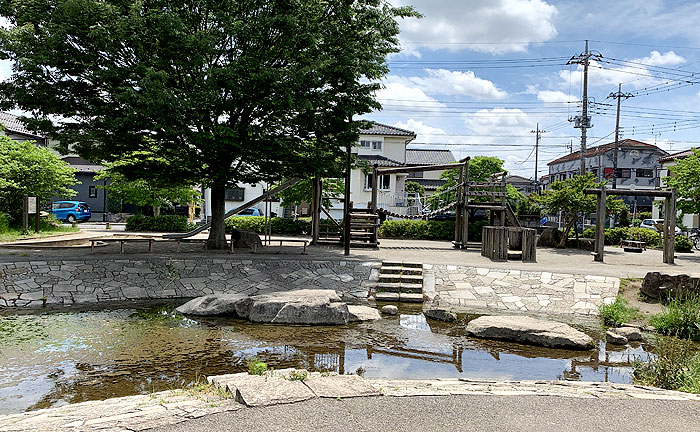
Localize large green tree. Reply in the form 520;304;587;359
533;174;624;247
428;156;504;210
0;135;77;221
665;149;700;216
0;0;417;248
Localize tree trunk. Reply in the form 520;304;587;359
152;206;160;217
559;218;575;247
207;183;228;249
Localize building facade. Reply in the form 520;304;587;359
653;148;699;229
546;139;669;212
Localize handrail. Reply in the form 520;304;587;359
163;178;302;239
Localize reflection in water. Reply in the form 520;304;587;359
0;305;659;415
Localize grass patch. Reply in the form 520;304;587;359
599;296;639;326
634;337;700;394
287;369;308;381
0;225;78;243
650;294;700;341
246;357;268;375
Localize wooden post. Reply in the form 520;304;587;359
454;165;464;244
22;195;28;232
371;164;378;213
344;139;351;256
594;187;606;262
34;196;41;233
311;176;321;245
499;175;506;226
663;189;676;264
462;159;470;246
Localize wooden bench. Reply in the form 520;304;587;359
620;239;646;253
253;239;308;255
91;238;155;254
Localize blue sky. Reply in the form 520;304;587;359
367;0;700;178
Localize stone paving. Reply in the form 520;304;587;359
2;376;698;432
425;265;619;317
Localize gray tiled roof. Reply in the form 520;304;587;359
506;175;535;184
409;178;447;191
356;154;404;167
62;156;103;173
659;148;697;163
359;122;416;137
0;112;45;138
405;149;456;166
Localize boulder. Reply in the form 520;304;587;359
380;305;398;315
246;289;349;325
347;305;381;322
610;326;643;341
641;272;700;300
465;315;594;350
230;229;262;250
606;330;628;345
175;294;248;316
537;227;562;248
423;308;457;322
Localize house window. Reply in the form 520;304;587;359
615;168;631;179
88;186;97;198
408;171;423;178
636;168;653;178
225;187;245;201
364;174;390;190
360;140;382;150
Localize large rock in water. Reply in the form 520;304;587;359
347;305;381;322
246;289;348;325
175;294;248;316
176;289;350;325
466;315;594;350
641;272;700;300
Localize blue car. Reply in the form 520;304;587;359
52;201;91;223
238;208;261;216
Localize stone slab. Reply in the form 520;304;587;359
303;375;381;398
215;374;316;407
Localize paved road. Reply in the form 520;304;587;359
155;394;700;432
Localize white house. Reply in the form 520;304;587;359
653;148;699;230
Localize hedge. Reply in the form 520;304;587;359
378;219;488;241
126;214;197;232
578;226;692;252
224;216;312;235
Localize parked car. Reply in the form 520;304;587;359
639;218;681;235
237;208;261;217
51;201;91;223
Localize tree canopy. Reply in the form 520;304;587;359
0;135;77;221
665;149;700;215
0;0;418;247
428;156;504;210
533;173;624;246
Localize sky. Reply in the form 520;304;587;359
365;0;700;179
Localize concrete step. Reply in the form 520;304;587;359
381;261;422;269
378;266;423;275
376;282;423;294
374;292;424;303
378;274;423;284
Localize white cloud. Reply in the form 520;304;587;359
640;50;686;66
525;85;577;103
389;69;507;100
391;0;558;54
462;108;533;134
375;82;446;109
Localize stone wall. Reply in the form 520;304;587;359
0;259;378;308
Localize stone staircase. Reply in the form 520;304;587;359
373;261;424;303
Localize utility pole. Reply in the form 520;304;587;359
530;123;546;182
609;83;633;189
567;40;602;175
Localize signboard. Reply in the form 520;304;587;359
27;196;38;214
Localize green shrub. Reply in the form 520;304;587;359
631;218;642;227
675;235;693;252
378;219;454;240
639;211;653;220
650;294;700;341
125;214;196;232
246;358;268;375
0;212;10;232
634;337;700;394
224;217;312;235
599;296;639;326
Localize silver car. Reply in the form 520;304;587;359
639;218;681;235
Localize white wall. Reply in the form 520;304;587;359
203;182;283;221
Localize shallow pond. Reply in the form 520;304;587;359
0;304;648;415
